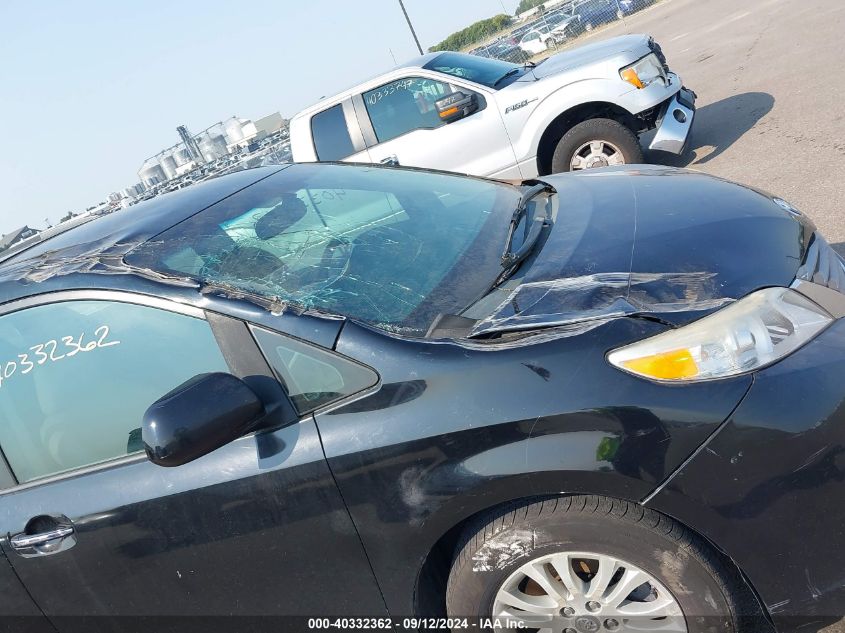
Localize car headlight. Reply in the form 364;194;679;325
607;287;832;382
620;53;666;89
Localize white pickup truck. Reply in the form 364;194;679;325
289;34;695;178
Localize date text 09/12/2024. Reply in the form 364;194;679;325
307;617;525;630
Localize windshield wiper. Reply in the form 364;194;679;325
493;67;522;87
499;181;555;273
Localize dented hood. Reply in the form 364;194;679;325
471;165;813;336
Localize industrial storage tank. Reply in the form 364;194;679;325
138;160;166;188
172;148;191;166
199;134;229;162
223;117;245;145
159;153;178;180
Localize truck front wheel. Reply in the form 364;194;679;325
551;118;644;173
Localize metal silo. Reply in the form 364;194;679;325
172;148;191;167
199;134;229;162
223;117;245;145
159;153;178;180
138;160;166;188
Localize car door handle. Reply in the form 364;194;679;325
10;516;77;557
379;155;400;167
11;526;74;549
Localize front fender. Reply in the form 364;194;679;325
646;318;845;633
315;319;751;616
508;72;684;164
508;78;631;159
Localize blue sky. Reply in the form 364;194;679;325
0;0;519;235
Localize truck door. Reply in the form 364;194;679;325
359;75;520;179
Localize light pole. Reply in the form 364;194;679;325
397;0;424;55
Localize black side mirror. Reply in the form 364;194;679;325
142;373;265;467
435;91;478;123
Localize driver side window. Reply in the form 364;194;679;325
362;76;454;143
0;300;229;483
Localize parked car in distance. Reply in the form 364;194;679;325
518;25;560;56
617;0;656;17
2;162;845;632
472;41;531;64
571;0;624;31
517;17;580;55
290;37;695;178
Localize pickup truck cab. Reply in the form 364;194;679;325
289;34;695;178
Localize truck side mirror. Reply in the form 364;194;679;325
436;91;478;123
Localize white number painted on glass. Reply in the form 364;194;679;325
0;325;120;390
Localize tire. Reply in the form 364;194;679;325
551;118;643;173
446;496;757;633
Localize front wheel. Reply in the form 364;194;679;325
446;496;755;633
551;118;643;173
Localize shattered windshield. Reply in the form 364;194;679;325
126;163;521;335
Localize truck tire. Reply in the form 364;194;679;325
445;496;758;633
551;118;643;173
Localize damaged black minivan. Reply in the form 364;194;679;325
0;162;844;633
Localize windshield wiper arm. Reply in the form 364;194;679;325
500;181;555;271
493;67;521;86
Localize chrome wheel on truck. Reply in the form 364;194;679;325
551;119;644;173
570;140;625;170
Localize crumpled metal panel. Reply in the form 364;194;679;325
470;271;734;337
0;237;338;321
795;233;845;294
0;239;198;288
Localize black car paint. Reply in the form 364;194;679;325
0;310;387;631
648;317;845;630
0;164;839;631
319;318;752;617
470;166;810;336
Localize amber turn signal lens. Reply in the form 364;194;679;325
439;106;459;118
621;348;698;380
620;68;644;89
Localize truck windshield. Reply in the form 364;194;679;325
424;52;524;89
126;163;522;336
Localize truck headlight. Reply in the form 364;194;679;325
607;287;832;382
620;53;666;89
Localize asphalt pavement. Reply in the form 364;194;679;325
569;0;845;252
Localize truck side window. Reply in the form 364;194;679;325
311;104;355;161
362;77;454;143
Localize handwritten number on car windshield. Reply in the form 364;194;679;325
0;325;120;390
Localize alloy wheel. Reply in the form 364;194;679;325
570;140;625;170
491;551;686;633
